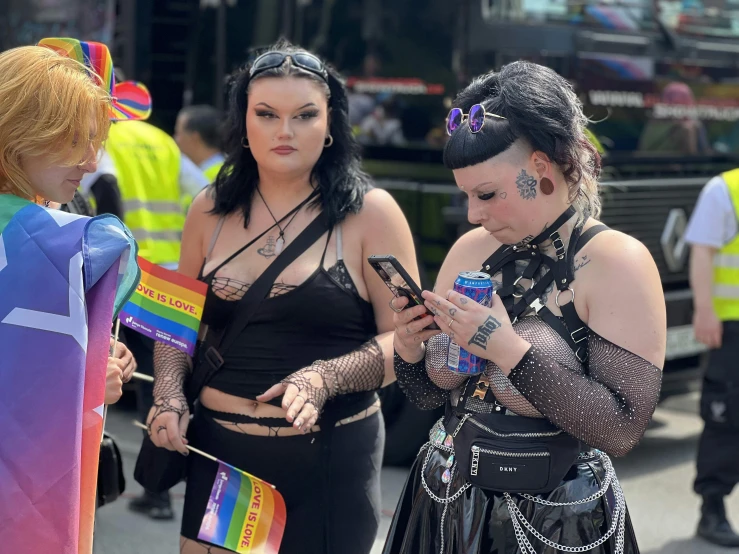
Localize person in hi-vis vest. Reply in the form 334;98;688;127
685;167;739;547
174;104;225;183
81;120;209;269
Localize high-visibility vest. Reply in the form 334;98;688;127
181;158;223;213
105;121;183;266
713;168;739;321
203;161;223;182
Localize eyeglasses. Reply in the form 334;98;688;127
249;51;329;83
446;104;506;136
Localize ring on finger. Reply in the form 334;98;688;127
449;318;455;328
389;299;404;313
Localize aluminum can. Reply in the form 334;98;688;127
447;271;493;374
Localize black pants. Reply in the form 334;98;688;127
694;321;739;497
181;405;384;554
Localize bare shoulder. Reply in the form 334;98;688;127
188;186;216;220
579;226;658;279
577;224;666;366
180;187;219;277
449;226;499;266
435;227;498;292
351;187;405;228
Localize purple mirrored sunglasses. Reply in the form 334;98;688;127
446;104;507;136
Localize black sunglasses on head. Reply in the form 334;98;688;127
249;51;329;83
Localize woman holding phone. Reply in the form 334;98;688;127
385;61;665;553
145;40;418;554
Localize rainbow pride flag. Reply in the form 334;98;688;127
0;197;138;554
119;256;207;355
199;462;286;553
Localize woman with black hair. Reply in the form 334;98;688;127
146;41;418;553
384;61;666;553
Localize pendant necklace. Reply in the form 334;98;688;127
256;186;312;255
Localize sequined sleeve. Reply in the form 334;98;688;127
508;331;662;457
394;347;450;410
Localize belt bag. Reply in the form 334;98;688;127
447;412;581;494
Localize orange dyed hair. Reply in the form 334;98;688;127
0;46;111;199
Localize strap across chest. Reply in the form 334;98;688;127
462;209;608;409
481;208;608;361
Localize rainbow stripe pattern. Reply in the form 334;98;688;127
199;462;286;553
37;37;152;121
119;256;207;356
0;199;138;554
112;80;153;120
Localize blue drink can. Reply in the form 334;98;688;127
447;271;493;375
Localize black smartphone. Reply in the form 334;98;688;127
367;255;440;330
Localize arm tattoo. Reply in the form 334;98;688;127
468;316;501;350
574;254;591;272
516;170;538;200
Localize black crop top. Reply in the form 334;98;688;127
196;224;378;407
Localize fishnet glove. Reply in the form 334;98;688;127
257;338;385;432
147;342;192;453
509;331;662;457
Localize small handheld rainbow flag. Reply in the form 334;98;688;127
199;461;287;553
119;256;207;355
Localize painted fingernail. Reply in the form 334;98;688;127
295;419;303;428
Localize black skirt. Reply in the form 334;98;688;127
181;405;384;554
383;443;640;554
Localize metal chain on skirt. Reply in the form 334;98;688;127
419;417;627;554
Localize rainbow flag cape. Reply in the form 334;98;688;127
0;196;139;554
119;256;207;356
198;461;286;553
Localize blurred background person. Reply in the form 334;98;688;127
174;104;226;183
638;81;711;155
685;166;739;547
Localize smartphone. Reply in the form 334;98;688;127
367;255;440;330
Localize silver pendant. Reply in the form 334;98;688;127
275;236;284;255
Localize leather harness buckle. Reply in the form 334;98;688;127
472;374;492;400
204;346;224;370
570;327;588;343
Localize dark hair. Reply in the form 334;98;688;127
179;104;223;150
211;39;371;227
443;61;601;217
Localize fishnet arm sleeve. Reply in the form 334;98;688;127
281;338;385;416
508;331;662;457
394;334;456;410
151;342;192;422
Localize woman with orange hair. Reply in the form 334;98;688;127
0;44;136;402
0;44;139;554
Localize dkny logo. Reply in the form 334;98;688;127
498;466;518;472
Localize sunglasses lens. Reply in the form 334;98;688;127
294;52;324;72
469;104;485;133
253;52;285;71
446;108;462;136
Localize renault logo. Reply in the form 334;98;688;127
661;209;688;272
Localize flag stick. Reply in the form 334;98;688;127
102;319;121;439
131;420;277;489
131;371;154;383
